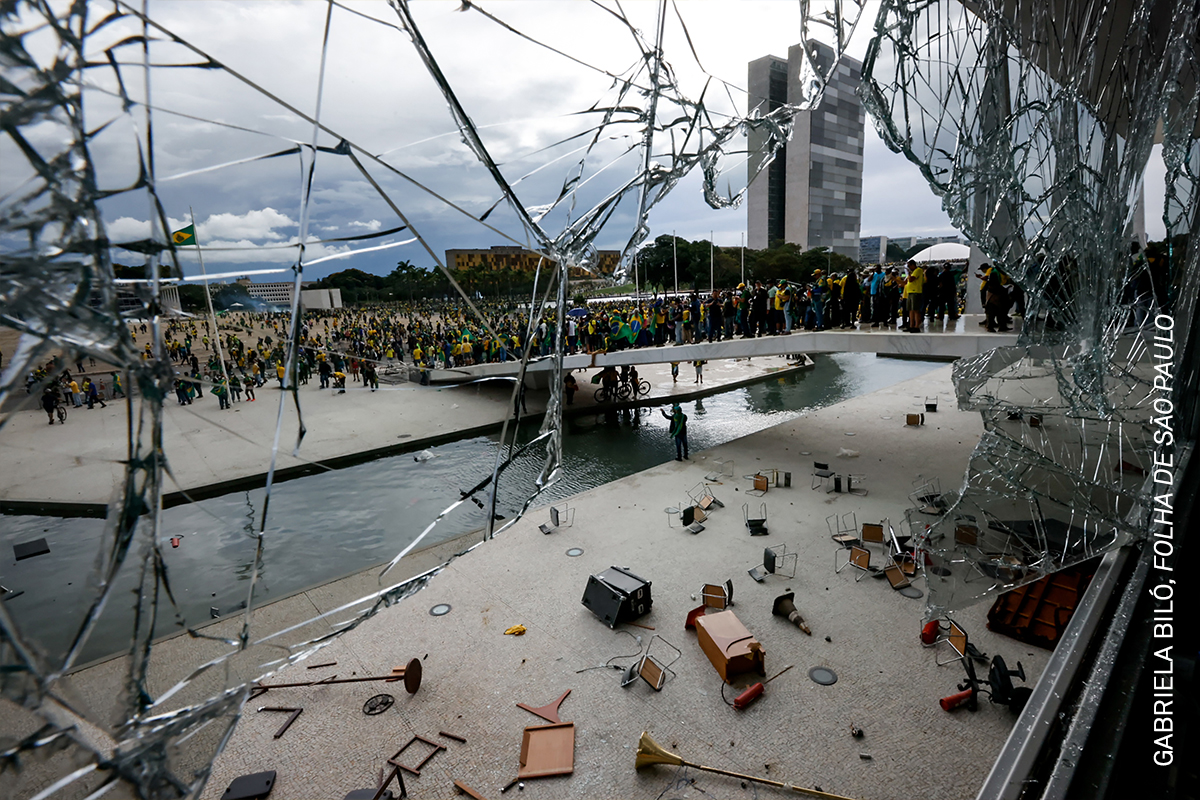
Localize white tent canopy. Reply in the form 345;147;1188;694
911;242;970;262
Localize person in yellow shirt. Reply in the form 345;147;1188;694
905;260;925;332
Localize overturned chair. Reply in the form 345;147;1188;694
539;503;574;535
620;634;682;692
834;544;875;581
743;502;768;536
680;505;707;534
748;545;796;582
687;482;725;512
700;579;735;610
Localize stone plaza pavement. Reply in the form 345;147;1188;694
196;365;1051;800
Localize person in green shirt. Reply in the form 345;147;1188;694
661;403;689;460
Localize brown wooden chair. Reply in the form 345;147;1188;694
700;580;734;610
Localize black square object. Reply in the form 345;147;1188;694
221;770;276;800
763;547;777;574
343;792;393;800
13;538;50;561
581;566;652;628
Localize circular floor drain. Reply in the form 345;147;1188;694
429;603;452;616
898;585;924;599
566;547;584;557
809;666;838;686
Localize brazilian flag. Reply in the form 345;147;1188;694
171;224;196;246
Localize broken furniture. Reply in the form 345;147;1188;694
620;634;682;691
13;538;50;561
772;592;811;634
742;502;768;536
747;545;796;582
256;706;302;739
811;461;836;491
451;781;486;800
700;579;734;609
925;396;938;412
519;722;575;779
372;766;406;800
389;735;446;777
221;771;276;800
384;658;423;694
687;482;725;511
343;790;394;800
694;609;765;683
539;503;574;535
581;566;652;628
680;504;707;534
986;561;1095;649
517;689;571;723
251;663;424;698
834;545;874;581
906;413;925;427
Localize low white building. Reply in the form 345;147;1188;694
299;288;342;309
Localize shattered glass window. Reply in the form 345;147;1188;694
860;0;1198;615
0;2;868;796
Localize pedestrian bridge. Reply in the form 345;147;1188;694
429;315;1019;385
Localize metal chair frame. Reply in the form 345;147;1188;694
748;544;796;581
811;461;835;491
834;545;873;581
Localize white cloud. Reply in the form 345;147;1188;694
200;208;296;241
347;219;383;231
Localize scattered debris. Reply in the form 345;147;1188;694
220;770;275;800
517;689;571;724
306;661;337;670
439;731;467;743
389;735;446;777
256;707;302;739
363;694;394;716
518;722;575;779
13;538;50;561
453;780;487;799
850;724;864;739
504;625;527;636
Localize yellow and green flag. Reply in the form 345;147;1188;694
171;224;196;246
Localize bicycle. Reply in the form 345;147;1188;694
593;382;631;403
55;404;67;424
629;379;651;397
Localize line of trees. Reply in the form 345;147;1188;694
634;236;862;291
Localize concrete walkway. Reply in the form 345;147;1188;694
434;314;1018;382
183;365;1049;800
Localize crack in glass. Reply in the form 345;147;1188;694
0;1;853;796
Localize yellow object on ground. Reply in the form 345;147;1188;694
504;625;527;636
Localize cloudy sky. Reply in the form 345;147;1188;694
46;0;1167;282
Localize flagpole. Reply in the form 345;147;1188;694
672;230;678;299
710;230;714;293
191;207;231;409
740;232;745;285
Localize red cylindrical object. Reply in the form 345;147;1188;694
921;620;940;645
940;689;973;712
734;682;765;710
170;537;181;548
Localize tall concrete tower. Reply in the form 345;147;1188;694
747;41;865;259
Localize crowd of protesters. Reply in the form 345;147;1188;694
21;258;1023;423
